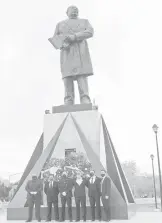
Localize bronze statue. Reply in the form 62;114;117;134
49;6;94;105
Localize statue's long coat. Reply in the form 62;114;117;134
54;18;94;79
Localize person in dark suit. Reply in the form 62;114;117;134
44;174;59;222
86;170;101;221
58;172;73;221
73;171;87;222
25;174;43;222
100;170;111;222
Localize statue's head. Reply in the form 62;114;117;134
66;5;79;19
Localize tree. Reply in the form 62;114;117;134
122;160;138;195
121;161;159;198
0;181;11;201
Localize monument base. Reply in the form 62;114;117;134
8;106;135;221
52;103;95;113
7;204;136;220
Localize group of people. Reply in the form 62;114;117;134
25;169;111;222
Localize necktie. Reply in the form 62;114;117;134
101;178;104;192
50;181;52;188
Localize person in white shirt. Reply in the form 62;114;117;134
73;171;87;221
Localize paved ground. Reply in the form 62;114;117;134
1;198;162;222
134;198;161;212
1;212;162;223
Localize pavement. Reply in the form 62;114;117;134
1;198;162;223
1;212;162;223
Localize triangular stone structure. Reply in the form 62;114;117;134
71;111;101;156
8;114;68;208
7;106;135;220
103;121;134;203
49;113;89;160
43;113;68;149
11;133;44;201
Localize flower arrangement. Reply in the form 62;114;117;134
41;152;92;181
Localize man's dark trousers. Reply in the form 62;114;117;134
60;196;72;221
75;196;86;221
101;176;111;221
27;195;41;221
101;196;110;221
47;200;59;221
87;177;101;221
89;195;101;221
58;177;73;221
73;179;87;221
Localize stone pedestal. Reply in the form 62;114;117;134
52;103;93;113
7;104;135;220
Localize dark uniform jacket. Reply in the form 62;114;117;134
86;176;101;197
58;177;73;197
25;179;43;202
44;181;59;202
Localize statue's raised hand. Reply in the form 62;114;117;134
60;42;70;50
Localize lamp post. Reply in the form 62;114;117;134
150;154;157;208
152;124;162;211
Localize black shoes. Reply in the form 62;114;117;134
25;219;41;222
75;220;86;222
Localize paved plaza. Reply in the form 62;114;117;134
1;212;162;223
1;199;162;223
1;209;162;223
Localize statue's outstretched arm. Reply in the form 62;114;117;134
75;20;94;41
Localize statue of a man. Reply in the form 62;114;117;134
49;6;94;105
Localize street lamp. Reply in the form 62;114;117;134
152;124;162;211
150;154;157;208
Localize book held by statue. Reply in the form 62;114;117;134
48;35;69;49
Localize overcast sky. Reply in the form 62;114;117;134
0;0;162;181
